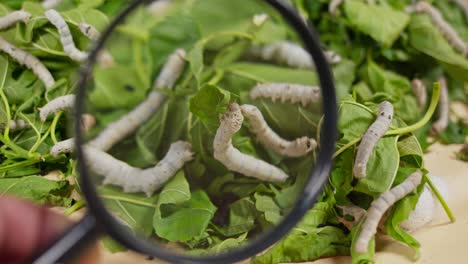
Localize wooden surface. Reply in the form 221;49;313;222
96;143;467;264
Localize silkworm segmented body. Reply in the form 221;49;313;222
409;1;467;56
240;104;316;157
45;9;88;62
39;94;75;122
353;101;393;179
0;11;32;30
85;141;194;196
355;170;423;253
430;77;449;136
250;83;321;107
50;138;75;157
147;0;173;17
329;0;344;16
78;22;115;68
88;49;186;151
0;37;55;89
42;0;63;9
411;79;427;108
248;41;341;69
213;103;289;182
0;119;29;131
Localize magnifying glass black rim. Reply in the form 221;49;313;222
74;0;338;263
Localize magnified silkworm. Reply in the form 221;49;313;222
0;11;31;30
240;104;317;157
249;83;321;107
353;101;393;179
0;37;55;90
39;94;75;122
408;1;467;56
147;0;173;17
248;41;341;69
42;0;63;9
329;0;344;16
0;119;29;131
430;77;449;136
451;0;468;19
355;170;423;253
78;22;115;68
213;103;289;182
84;141;194;197
49;113;96;157
45;9;88;62
88;49;186;151
411;79;427;108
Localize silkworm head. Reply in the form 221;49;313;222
175;49;186;60
223;103;244;132
169;141;194;161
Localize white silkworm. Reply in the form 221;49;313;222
0;11;32;30
49;114;96;157
430;77;449;136
213;103;289;182
42;0;63;9
248;41;341;69
240;104;317;157
0;119;29;131
0;37;55;90
249;83;321;107
409;1;467;56
154;48;186;88
39;94;75;122
355;170;423;253
78;22;100;41
88;49;186;151
45;9;88;62
147;0;173;17
85;141;194;196
411;79;427;108
78;22;115;68
451;0;468;19
329;0;344;16
353;101;393;179
338;204;367;231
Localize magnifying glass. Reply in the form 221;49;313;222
31;0;337;263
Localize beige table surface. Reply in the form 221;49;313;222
98;143;468;264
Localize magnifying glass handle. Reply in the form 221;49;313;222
29;213;100;264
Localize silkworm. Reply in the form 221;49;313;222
353;101;393;179
147;0;173;17
0;119;29;131
411;79;427;108
430;77;449;136
88;49;186;151
213;103;289;182
240;104;316;157
329;0;344;16
42;0;63;9
0;37;55;90
249;83;321;107
78;22;115;68
409;1;467;56
451;0;468;19
49;114;96;157
84;141;194;196
78;22;100;41
338;204;367;231
39;94;75;122
248;41;341;69
355;170;423;253
45;9;88;62
0;11;31;30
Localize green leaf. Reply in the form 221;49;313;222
189;84;231;122
344;0;410;47
218;197;257;236
397;135;423;168
153;171;217;242
0;176;71;206
99;186;157;236
255;193;281;224
408;14;468;82
438;120;468;144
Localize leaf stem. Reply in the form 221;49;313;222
50;111;63;144
0;88;11;140
333;83;441;159
64;200;86;216
0;133;31;158
424;174;455;222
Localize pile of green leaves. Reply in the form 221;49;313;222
0;0;464;263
